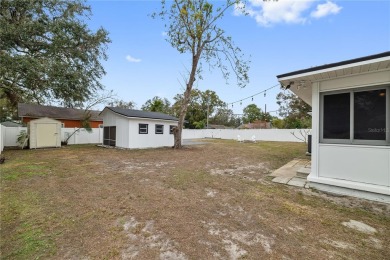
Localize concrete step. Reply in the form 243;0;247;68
296;167;311;179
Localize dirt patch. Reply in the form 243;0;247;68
1;140;389;259
342;220;377;234
119;217;187;259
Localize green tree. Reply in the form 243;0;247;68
259;112;272;122
172;89;225;129
108;99;136;109
276;91;312;129
0;0;110;118
209;107;240;127
141;96;171;114
154;0;249;148
242;104;262;123
0;98;16;121
271;117;285;129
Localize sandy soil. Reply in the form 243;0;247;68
1;140;389;259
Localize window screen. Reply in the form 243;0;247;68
354;89;386;140
323;93;350;139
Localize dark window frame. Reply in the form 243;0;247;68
155;124;164;134
139;124;148;134
320;85;390;146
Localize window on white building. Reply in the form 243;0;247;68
155;124;164;134
139;124;148;134
320;85;389;145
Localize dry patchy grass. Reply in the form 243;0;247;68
1;140;389;259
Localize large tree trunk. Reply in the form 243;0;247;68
173;53;200;149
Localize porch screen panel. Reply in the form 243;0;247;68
109;126;116;146
323;93;350;139
354;89;386;140
103;126;110;145
103;126;116;146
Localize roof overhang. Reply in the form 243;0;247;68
276;51;390;106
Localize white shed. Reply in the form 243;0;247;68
277;51;390;202
100;107;179;149
29;117;62;149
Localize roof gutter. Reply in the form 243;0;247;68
277;51;390;81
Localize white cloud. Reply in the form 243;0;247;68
311;1;342;18
126;55;141;63
235;0;341;26
161;31;168;37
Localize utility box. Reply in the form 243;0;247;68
307;134;312;155
29;117;61;149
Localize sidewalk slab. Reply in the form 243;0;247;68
287;177;307;188
272;176;293;184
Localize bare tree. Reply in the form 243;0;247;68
290;129;311;143
154;0;250;148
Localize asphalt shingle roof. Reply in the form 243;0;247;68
18;103;102;121
104;107;178;121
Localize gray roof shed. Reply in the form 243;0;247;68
102;107;178;121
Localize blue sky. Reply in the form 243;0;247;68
86;0;390;115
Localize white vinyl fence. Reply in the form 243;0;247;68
62;128;103;145
1;126;310;152
2;127;103;147
0;125;4;154
182;129;311;143
3;126;26;147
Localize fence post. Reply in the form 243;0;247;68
0;126;3;154
74;128;77;144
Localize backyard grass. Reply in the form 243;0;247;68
1;140;389;259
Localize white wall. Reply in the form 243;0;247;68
100;110;129;148
318;144;389;186
182;129;310;142
128;118;176;149
319;70;390;92
117;117;130;148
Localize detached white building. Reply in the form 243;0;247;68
100;107;179;149
29;117;62;149
277;51;390;202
